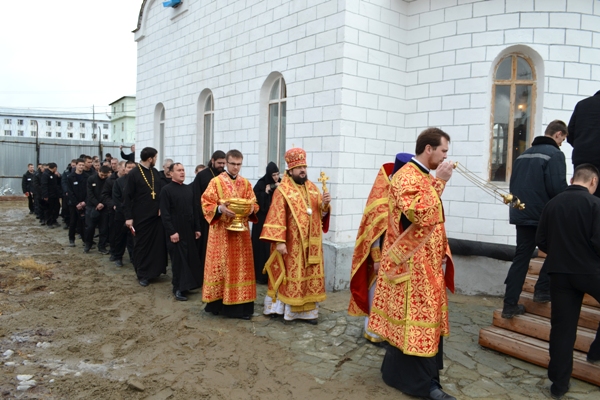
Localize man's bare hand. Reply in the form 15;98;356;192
436;161;453;181
276;242;287;255
170;232;179;243
373;262;380;273
195;231;201;239
96;203;104;210
322;192;331;205
220;202;236;218
126;219;134;229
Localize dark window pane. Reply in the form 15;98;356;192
495;57;512;80
513;85;532;161
516;57;533;80
491;85;510;181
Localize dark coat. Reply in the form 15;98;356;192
66;172;88;206
567;90;600;167
509;136;567;226
86;174;107;210
41;170;60;199
22;171;34;194
536;185;600;274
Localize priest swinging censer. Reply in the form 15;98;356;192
452;161;525;210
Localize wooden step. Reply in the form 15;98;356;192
492;309;595;352
523;275;600;308
528;258;544;275
479;326;600;387
519;292;600;330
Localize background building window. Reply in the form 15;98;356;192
4;130;12;136
203;93;214;164
103;134;108;140
56;121;61;127
46;121;51;127
68;122;73;128
121;122;124;132
30;120;36;126
122;103;125;112
68;132;73;138
17;119;23;125
80;122;85;128
46;132;52;137
103;123;109;129
3;119;11;124
490;54;536;182
56;132;62;138
155;103;166;160
31;131;37;137
268;77;287;168
80;133;85;139
17;130;24;136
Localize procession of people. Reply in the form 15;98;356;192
21;113;600;399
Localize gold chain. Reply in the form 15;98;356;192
137;164;156;200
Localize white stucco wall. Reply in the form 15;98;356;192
135;0;600;257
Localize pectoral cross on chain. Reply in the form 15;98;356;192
318;171;329;193
151;191;156;200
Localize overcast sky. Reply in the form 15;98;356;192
0;0;141;115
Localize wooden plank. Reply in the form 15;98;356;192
479;326;600;387
537;250;547;258
492;310;595;352
523;275;600;308
519;292;600;330
528;258;544;276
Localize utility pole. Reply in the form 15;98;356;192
34;119;40;166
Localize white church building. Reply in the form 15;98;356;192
133;0;600;292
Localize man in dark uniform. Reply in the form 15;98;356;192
160;162;202;301
536;164;600;399
191;150;226;285
112;161;136;267
567;90;600;196
123;147;167;286
22;164;35;214
120;144;135;162
159;158;173;186
102;161;124;262
66;159;88;247
41;163;60;228
61;160;77;229
32;164;45;222
84;165;110;254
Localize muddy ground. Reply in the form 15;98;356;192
0;200;402;400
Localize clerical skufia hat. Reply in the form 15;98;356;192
285;148;307;170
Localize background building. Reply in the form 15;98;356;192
133;0;600;293
1;107;111;141
109;96;137;143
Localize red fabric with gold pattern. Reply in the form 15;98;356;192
368;162;451;357
348;163;394;317
284;148;308;170
201;172;259;305
260;174;329;306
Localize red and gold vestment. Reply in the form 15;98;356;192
368;162;454;357
348;163;394;317
201;172;258;305
260;175;330;310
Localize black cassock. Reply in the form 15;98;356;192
191;165;220;284
160;182;203;293
123;164;167;281
251;162;280;284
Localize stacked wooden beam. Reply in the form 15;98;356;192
478;257;600;386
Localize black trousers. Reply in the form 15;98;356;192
27;194;34;213
113;213;133;261
33;190;43;219
504;225;550;306
85;208;108;249
107;210;116;252
68;205;85;242
548;273;600;395
43;198;60;225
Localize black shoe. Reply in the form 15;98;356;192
533;291;551;303
83;245;91;253
29;211;34;214
114;259;124;267
139;279;149;287
40;221;46;225
174;290;188;301
48;224;56;229
98;248;109;255
303;319;318;325
501;303;525;319
587;355;600;365
68;240;76;247
109;255;117;261
550;383;570;399
63;224;69;230
424;388;456;400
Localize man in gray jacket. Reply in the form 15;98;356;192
502;120;568;318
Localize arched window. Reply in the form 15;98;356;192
154;103;165;160
490;54;536;182
203;93;214;164
268;77;286;168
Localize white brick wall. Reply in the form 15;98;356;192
136;0;600;248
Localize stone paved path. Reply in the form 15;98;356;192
214;286;600;400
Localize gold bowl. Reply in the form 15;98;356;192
219;198;254;231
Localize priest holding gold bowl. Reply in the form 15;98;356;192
201;149;259;320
